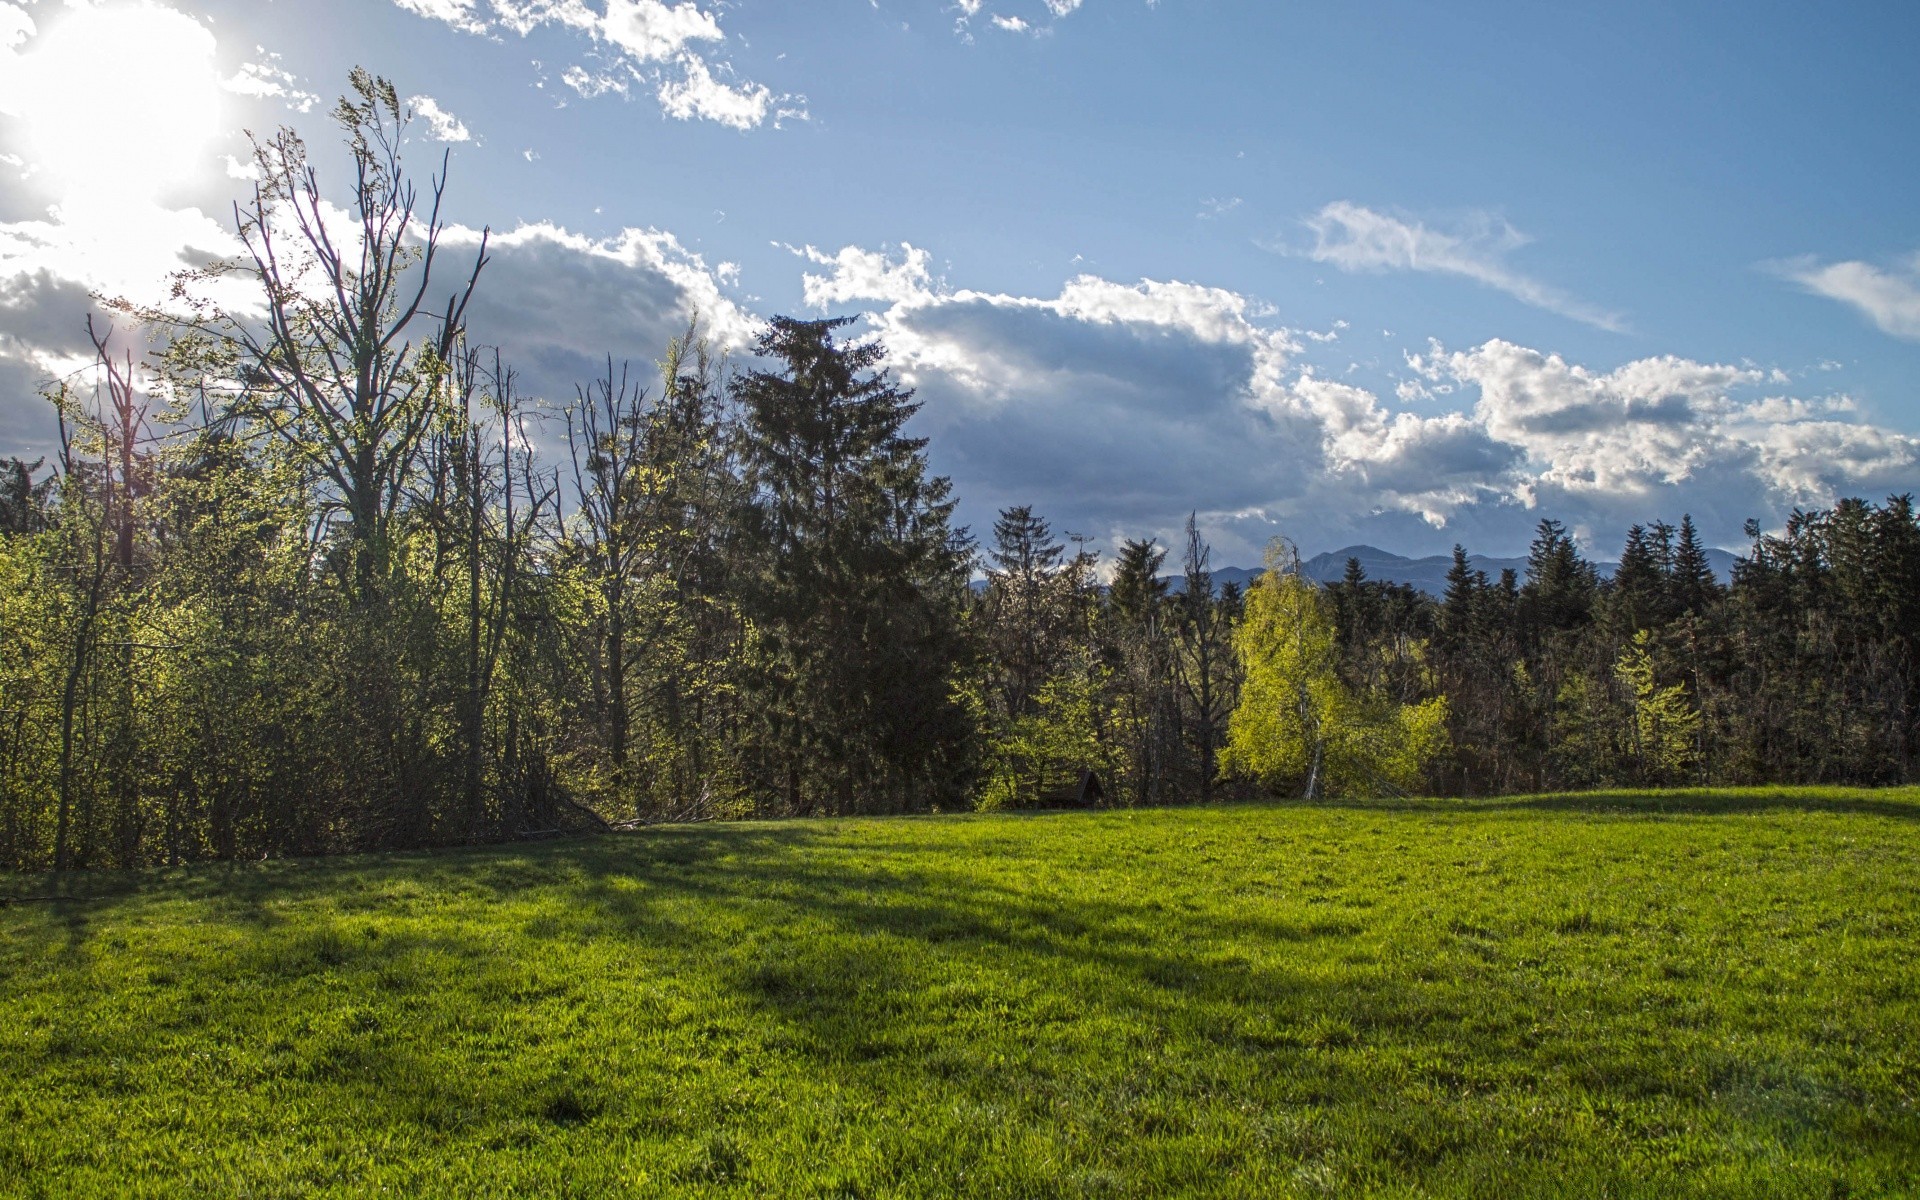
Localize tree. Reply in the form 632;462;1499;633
1222;541;1447;798
155;69;488;596
0;458;54;535
1615;629;1700;784
981;505;1072;721
1611;524;1666;632
1171;515;1234;802
731;316;974;814
561;325;734;817
1671;514;1722;615
1520;518;1598;638
1108;537;1167;627
1104;536;1176;804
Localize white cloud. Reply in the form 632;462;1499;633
798;242;938;310
1775;253;1920;341
1408;338;1920;521
799;241;1918;560
1300;201;1627;333
601;0;721;61
0;3;33;52
390;0;788;129
442;220;759;399
392;0;490;35
223;53;320;113
656;55;772;130
562;64;629;97
956;0;1086;39
408;94;473;143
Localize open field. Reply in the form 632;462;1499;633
3;789;1918;1198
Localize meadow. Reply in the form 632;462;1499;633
2;788;1917;1198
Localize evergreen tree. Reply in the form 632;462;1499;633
1108;537;1168;628
731;316;974;814
1520;519;1598;636
1440;544;1485;647
1612;524;1664;632
1172;514;1235;802
1670;514;1723;615
0;458;53;535
982;505;1070;720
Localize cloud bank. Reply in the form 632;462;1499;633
800;241;1918;561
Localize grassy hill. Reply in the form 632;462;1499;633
3;789;1918;1198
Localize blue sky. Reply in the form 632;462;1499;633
1;0;1917;562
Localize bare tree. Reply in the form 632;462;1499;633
153;68;488;595
48;322;152;870
1172;514;1232;803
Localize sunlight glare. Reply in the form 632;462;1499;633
3;2;224;202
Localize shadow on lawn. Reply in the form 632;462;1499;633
531;826;1378;1077
11;816;1384;1078
8;795;1911;1176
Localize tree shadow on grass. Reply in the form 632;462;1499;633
5;802;1910;1192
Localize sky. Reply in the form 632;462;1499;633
1;0;1918;564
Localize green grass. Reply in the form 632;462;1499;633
3;788;1919;1198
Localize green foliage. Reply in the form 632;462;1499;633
1223;543;1448;798
730;316;976;814
4;66;1920;872
3;791;1917;1196
976;650;1127;810
1615;629;1702;784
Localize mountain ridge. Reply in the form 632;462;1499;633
1161;543;1741;597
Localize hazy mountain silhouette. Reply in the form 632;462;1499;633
1161;544;1739;597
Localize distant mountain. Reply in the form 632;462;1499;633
1301;546;1539;595
1163;544;1740;597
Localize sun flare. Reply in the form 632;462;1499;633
1;1;224;202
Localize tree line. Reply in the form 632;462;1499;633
1;74;1915;871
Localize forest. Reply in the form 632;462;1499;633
2;74;1917;873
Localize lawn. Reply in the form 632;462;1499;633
2;789;1918;1198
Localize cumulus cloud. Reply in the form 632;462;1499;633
442;221;758;406
391;0;490;36
601;0;721;59
656;55;772;130
794;241;1918;561
0;3;32;52
1299;201;1627;333
1774;252;1920;341
390;0;797;129
408;94;472;142
795;242;938;310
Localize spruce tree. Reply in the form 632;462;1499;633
1108;537;1168;628
1612;524;1664;632
1521;519;1598;636
1671;514;1723;615
731;316;974;814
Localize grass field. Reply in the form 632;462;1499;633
3;789;1918;1198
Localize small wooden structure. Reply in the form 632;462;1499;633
1038;768;1105;809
